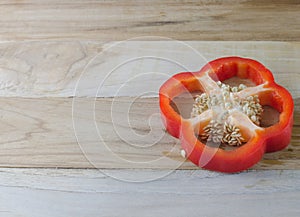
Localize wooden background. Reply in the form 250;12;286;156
0;1;299;216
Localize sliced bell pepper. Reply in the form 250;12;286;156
159;56;294;173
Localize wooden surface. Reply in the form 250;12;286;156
0;0;300;41
0;168;299;217
0;97;299;170
0;41;299;170
0;1;300;216
0;41;299;97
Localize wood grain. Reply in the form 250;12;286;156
0;0;299;41
0;168;299;217
0;1;299;215
0;97;298;169
0;41;299;97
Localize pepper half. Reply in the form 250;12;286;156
159;57;294;173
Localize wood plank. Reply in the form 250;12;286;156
0;41;299;97
0;168;299;217
0;0;300;41
0;97;298;169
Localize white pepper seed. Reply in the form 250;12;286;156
180;149;186;158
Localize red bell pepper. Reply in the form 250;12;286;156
159;56;293;173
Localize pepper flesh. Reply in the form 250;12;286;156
159;57;294;173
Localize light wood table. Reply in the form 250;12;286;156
0;1;299;217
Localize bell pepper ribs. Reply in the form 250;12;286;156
159;56;294;173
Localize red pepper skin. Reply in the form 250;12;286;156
159;57;294;173
159;72;202;138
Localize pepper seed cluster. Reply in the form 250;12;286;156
191;81;263;147
200;121;245;146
